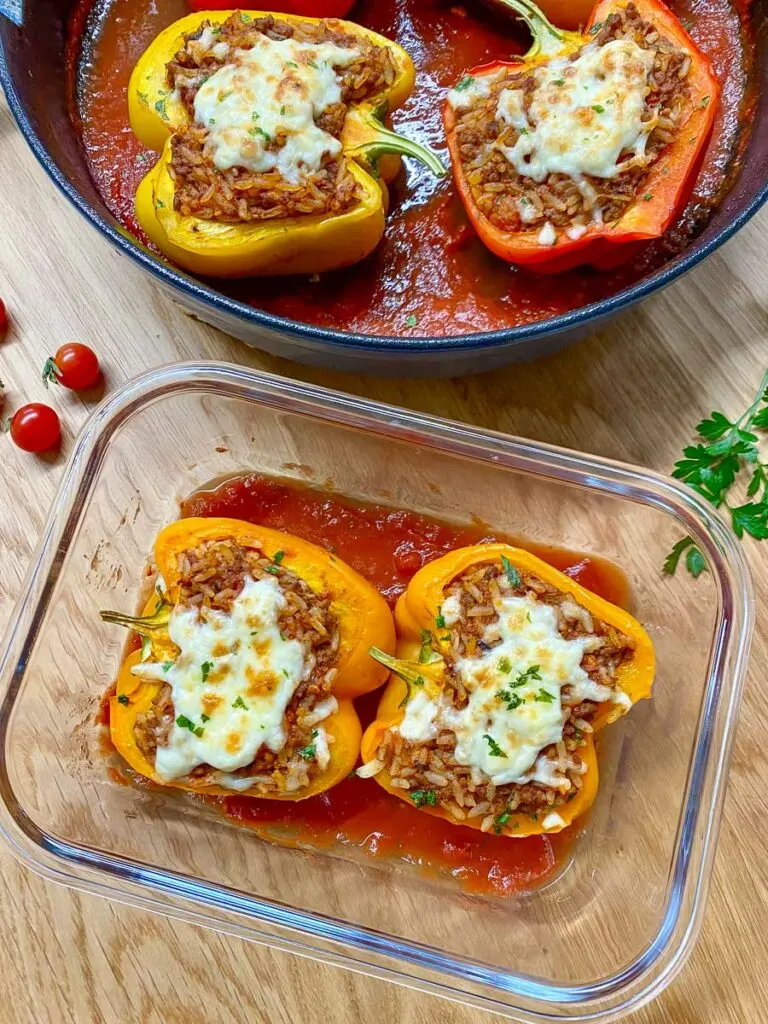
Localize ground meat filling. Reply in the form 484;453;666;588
133;538;340;796
165;13;396;222
376;561;635;831
452;2;691;235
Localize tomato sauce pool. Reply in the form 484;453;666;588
143;473;630;897
70;0;752;337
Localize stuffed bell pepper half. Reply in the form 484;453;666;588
361;544;654;837
444;0;719;272
128;9;445;276
102;517;395;799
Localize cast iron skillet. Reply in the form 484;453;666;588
1;0;767;376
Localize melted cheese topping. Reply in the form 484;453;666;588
193;34;361;182
495;40;656;189
399;592;628;787
132;575;334;781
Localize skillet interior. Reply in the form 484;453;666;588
1;0;767;374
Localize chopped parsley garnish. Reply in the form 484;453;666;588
589;19;604;32
201;661;213;682
201;713;210;723
176;714;203;737
493;810;511;834
519;126;529;135
155;200;165;209
500;555;521;587
553;78;565;86
643;192;654;201
285;60;298;68
272;550;284;564
454;75;474;91
483;734;506;758
279;629;287;641
592;104;605;113
252;112;260;120
701;95;711;108
413;675;426;687
405;314;418;328
232;695;248;710
154;96;167;117
250;126;271;144
162;661;173;672
282;668;290;678
497;656;511;674
117;693;129;706
298;729;319;760
510;664;541;688
280;104;286;115
497;690;523;711
140;635;152;662
241;12;251;20
435;612;446;629
410;789;438;807
534;688;555;703
264;564;280;574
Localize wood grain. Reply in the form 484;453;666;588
1;88;767;1024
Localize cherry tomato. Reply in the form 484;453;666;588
43;343;101;390
0;298;7;336
187;0;356;14
7;403;61;453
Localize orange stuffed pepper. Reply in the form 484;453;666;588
361;543;654;836
102;517;394;800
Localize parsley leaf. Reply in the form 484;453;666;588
176;715;200;734
250;126;271;144
435;612;446;629
454;75;474;91
298;732;318;760
592;103;604;113
553;78;565;86
664;371;768;575
497;656;511;673
493;810;511;834
232;695;248;710
117;693;129;706
411;789;437;807
201;661;213;682
501;555;521;587
272;550;284;564
483;734;506;758
405;314;418;328
162;661;173;672
201;713;210;723
534;688;555;703
510;664;542;688
497;689;523;711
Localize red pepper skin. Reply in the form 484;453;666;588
187;0;356;14
443;0;720;273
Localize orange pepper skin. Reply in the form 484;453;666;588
361;543;654;835
443;0;720;272
109;517;393;800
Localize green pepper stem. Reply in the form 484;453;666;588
357;118;447;178
100;604;171;635
491;0;567;57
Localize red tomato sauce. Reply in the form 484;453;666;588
171;473;627;895
68;0;753;338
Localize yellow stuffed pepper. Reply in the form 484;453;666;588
102;517;395;800
360;543;654;837
128;9;445;276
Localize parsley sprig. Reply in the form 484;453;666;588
665;372;768;576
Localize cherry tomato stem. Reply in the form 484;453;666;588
43;343;101;390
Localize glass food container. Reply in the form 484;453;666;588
0;362;753;1021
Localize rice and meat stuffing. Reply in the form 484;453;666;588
131;537;341;796
165;13;396;222
369;560;635;832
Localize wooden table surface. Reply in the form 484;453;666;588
1;86;767;1023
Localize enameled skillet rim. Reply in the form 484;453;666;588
2;38;767;355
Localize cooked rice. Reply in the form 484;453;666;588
452;2;691;233
376;560;635;829
134;537;340;796
166;13;396;222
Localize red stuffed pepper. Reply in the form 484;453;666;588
443;0;719;272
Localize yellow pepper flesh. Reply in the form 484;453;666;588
129;11;442;277
107;516;395;800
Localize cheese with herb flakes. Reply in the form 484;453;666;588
495;40;657;214
193;33;361;182
398;592;627;787
132;574;335;781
